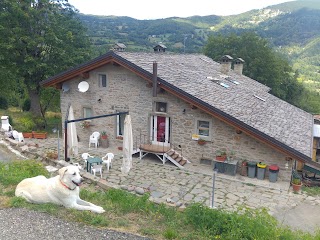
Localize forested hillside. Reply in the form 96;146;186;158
79;0;320;94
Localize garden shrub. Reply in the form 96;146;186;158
18;115;36;132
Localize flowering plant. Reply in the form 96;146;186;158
80;120;91;129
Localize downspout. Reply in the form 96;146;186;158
153;61;157;97
64;103;71;162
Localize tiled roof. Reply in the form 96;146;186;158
115;52;313;157
114;43;126;48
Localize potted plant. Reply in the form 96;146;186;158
216;149;227;162
100;131;108;140
292;177;302;193
228;150;235;161
197;138;206;145
100;131;109;148
80;120;91;129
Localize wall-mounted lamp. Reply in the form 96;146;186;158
97;98;102;103
236;129;242;134
182;109;186;114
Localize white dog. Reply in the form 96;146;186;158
15;165;105;213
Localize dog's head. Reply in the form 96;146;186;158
58;166;83;188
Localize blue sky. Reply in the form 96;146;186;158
68;0;295;20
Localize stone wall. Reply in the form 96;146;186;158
60;64;292;182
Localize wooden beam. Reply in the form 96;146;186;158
81;72;89;79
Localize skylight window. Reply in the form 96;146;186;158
225;76;240;85
230;80;239;85
220;82;230;88
207;76;230;88
254;95;266;102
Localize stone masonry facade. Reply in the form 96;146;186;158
60;64;292;182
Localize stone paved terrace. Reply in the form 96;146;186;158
3;135;320;233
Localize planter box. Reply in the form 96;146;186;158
215;156;227;162
33;132;47;139
213;160;238;176
22;132;33;138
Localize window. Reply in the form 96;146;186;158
83;107;93;118
99;74;107;88
117;112;127;136
155;102;167;113
196;120;211;139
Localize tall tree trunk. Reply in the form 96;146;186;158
28;88;43;117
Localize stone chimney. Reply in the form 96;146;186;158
220;55;233;74
234;58;245;75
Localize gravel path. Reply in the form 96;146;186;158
0;208;152;240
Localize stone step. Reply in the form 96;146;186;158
167;149;175;156
179;159;187;166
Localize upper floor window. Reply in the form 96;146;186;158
99;74;107;88
155;102;167;113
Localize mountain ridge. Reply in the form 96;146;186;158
78;0;320;88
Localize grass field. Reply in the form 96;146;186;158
1;160;319;240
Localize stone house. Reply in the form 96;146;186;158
41;50;316;183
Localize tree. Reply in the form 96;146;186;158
203;32;305;106
0;0;92;118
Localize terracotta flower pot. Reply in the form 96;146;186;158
292;183;302;193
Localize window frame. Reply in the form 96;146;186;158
98;73;107;88
154;101;168;113
195;119;212;141
83;106;93;118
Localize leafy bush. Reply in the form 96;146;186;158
18;115;36;132
0;96;8;109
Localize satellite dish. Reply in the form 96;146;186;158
62;82;70;93
78;81;89;92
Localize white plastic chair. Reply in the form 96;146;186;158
89;131;101;148
81;152;93;168
102;152;114;171
73;162;82;170
91;164;103;177
1;116;12;132
12;130;24;142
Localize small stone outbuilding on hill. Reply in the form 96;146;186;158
41;50;315;183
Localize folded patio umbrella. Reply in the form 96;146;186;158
121;115;133;174
67;105;78;156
